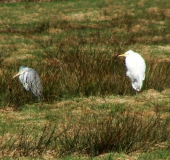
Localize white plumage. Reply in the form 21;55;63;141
119;50;146;92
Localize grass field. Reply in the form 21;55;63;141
0;0;170;159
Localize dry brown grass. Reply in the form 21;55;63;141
1;88;170;120
0;1;170;159
1;0;170;63
0;88;169;159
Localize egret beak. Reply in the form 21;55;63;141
118;54;127;57
13;70;25;78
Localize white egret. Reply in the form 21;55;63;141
119;50;146;92
13;66;43;101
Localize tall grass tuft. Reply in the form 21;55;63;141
1;112;169;158
2;44;170;108
57;112;170;156
1;1;170;107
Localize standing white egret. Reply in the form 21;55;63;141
13;66;43;101
119;50;146;92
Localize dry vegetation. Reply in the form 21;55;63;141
0;0;170;159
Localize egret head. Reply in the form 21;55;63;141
19;66;27;72
13;66;27;78
118;50;134;57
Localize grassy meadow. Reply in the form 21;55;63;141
0;0;170;159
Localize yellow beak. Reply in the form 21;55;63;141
118;54;127;57
13;70;25;78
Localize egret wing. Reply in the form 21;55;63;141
19;70;30;91
24;68;42;97
125;52;146;91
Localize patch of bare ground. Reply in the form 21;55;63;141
164;9;170;17
131;45;170;60
138;0;146;7
55;10;112;22
3;54;35;65
130;25;149;33
147;7;170;17
0;109;27;124
48;28;62;34
158;46;170;54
